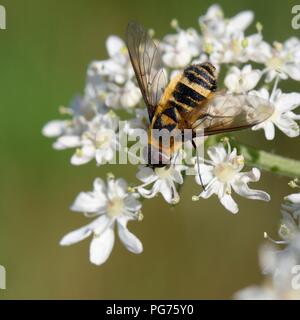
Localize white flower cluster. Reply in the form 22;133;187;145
235;186;300;300
43;4;300;266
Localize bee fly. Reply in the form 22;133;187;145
126;22;274;187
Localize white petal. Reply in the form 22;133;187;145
286;193;300;204
243;70;261;91
89;228;115;266
53;140;69;150
95;149;111;165
105;92;120;108
120;85;141;108
224;67;261;93
92;215;112;235
171;168;184;184
284;64;300;81
114;178;128;198
232;168;270;201
224;73;239;92
106;36;125;59
138;180;160;199
264;121;275;140
220;194;238;214
207;144;227;164
250;88;270;101
42;120;65;137
124;195;142;211
117;218;143;254
240;167;261;182
286;111;300;120
60;224;92;246
93;177;106;193
234;286;275;300
160;180;173;203
195;164;214;186
136;166;156;183
60;215;110;246
228;11;254;33
275;116;299;138
162;51;191;69
56;135;81;148
70;191;107;213
71;146;95;165
276;93;300;112
200;178;219;198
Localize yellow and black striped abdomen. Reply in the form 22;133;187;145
150;62;217;132
169;62;217;115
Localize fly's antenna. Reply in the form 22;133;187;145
192;140;206;191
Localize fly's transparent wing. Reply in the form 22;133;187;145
190;93;274;136
126;21;167;122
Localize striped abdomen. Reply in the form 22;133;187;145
170;62;217;115
151;62;217;132
148;63;217;166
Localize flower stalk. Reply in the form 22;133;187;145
235;142;300;178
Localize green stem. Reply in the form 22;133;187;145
206;136;300;179
234;143;300;178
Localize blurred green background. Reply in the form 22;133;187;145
0;0;299;299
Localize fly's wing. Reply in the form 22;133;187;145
126;21;167;122
190;93;274;136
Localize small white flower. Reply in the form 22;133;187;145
258;39;300;82
136;164;187;204
251;88;300;140
161;29;201;68
90;36;133;85
235;239;300;300
122;108;149;137
194;142;270;214
242;192;300;300
198;5;266;65
209;33;252;64
264;191;300;246
276;190;300;244
42;120;70;138
71;112;119;166
42;95;103;151
43;116;87;151
283;191;300;220
105;80;141;110
68;94;101;119
87;36;142;110
199;4;253;39
225;64;261;93
60;176;143;266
